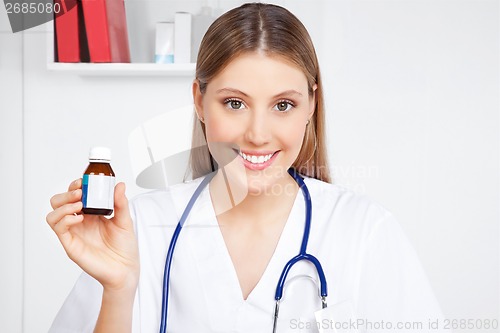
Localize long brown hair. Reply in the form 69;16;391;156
189;2;331;183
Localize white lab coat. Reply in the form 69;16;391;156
49;175;449;333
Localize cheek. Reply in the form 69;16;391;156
276;121;306;152
205;120;228;142
206;121;244;144
204;104;238;142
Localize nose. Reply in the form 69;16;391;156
244;108;272;146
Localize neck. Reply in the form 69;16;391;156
208;169;299;227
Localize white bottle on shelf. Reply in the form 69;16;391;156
191;5;215;63
155;22;175;64
174;12;192;64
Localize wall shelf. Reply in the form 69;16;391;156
44;0;215;77
46;62;196;77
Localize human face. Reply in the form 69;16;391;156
193;52;316;194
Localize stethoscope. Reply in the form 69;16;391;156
159;168;328;333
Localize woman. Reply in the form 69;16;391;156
47;3;447;332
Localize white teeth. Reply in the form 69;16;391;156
239;152;275;164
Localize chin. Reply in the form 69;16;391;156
244;168;287;196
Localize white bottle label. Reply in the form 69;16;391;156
82;174;115;210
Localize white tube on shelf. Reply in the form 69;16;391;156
174;12;192;64
191;6;215;63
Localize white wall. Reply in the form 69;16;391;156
314;1;500;327
0;6;23;332
0;1;498;332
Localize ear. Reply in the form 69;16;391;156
192;79;204;120
308;83;318;120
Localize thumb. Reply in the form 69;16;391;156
112;182;133;230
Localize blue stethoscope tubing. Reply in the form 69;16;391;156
159;168;328;333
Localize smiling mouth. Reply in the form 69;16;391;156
233;149;279;164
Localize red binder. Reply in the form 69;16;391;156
81;0;131;63
54;1;80;62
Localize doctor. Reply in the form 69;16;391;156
46;3;448;333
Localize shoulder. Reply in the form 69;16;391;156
129;177;203;206
304;176;392;220
303;176;395;237
128;177;205;226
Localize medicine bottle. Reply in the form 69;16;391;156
82;147;115;216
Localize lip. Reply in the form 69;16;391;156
234;149;280;171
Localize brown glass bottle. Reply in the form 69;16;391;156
81;147;115;216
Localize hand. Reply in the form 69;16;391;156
46;179;140;292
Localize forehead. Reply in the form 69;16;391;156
207;52;309;95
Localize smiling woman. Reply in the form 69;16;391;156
47;3;450;333
190;2;330;184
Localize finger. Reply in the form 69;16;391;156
46;201;83;230
49;179;82;209
112;182;133;230
68;178;82;192
53;213;84;248
50;188;82;210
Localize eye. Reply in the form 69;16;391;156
224;98;245;110
274;100;294;112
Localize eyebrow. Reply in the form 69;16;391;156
216;88;303;99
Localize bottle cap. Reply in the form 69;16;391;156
89;147;111;162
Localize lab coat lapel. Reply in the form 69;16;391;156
244;187;304;307
183;184;242;331
188;180;305;331
241;177;324;332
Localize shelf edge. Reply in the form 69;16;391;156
46;63;196;77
